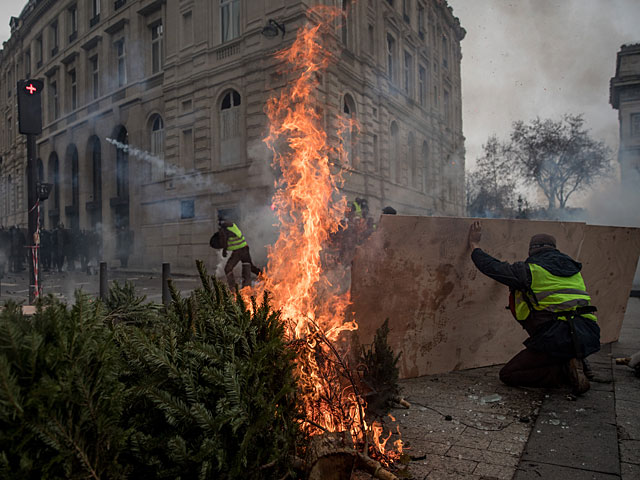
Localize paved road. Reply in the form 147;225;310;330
0;267;203;305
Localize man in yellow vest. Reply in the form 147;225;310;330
215;217;262;288
468;220;600;395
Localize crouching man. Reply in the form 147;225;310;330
467;221;600;395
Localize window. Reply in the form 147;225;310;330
386;34;396;84
68;4;78;42
220;0;240;43
115;39;126;87
151;22;164;74
51;21;59;56
182;10;193;46
373;134;379;172
367;24;374;55
444;89;450;125
220;89;243;165
181;199;195;219
181;129;194;169
341;94;356;168
91;0;101;20
389;122;399;182
402;0;411;22
36;36;43;68
408;132;416;187
442;35;449;69
421;141;429;192
433;85;438;107
418;4;425;39
68;69;77;110
150;115;165;180
632;113;640;137
403;51;413;96
341;0;351;46
25;49;31;77
418;66;426;106
90;55;99;99
49;80;59;121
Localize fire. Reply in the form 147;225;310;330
245;6;401;462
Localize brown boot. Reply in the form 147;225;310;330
566;358;590;395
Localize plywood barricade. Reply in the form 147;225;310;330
350;216;640;379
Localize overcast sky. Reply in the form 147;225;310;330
2;1;639;170
447;0;640;169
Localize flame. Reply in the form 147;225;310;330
245;6;400;461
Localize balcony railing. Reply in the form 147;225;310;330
69;31;77;43
90;15;100;27
114;0;126;10
51;46;58;57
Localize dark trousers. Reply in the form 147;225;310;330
499;348;567;388
224;246;261;287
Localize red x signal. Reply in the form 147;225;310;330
25;83;37;94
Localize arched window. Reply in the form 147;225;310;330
341;93;357;168
220;89;243;165
150;114;165;180
48;152;60;228
421;141;429;193
66;144;80;230
115;127;129;198
88;136;102;228
389;121;399;182
7;175;12;216
37;159;45;225
408;132;416;187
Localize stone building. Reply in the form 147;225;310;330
0;0;465;270
610;43;640;182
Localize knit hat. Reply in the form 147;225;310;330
382;206;397;215
529;233;556;255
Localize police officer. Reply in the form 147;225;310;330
468;220;600;395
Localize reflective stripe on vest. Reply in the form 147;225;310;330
226;224;247;251
514;263;597;323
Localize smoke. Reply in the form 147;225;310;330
448;0;640;169
105;138;231;194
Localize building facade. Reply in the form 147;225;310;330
0;0;465;270
610;43;640;182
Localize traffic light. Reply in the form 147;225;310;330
17;79;44;135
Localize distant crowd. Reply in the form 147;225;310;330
0;225;103;276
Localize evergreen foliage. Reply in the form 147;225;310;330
0;263;301;479
0;295;129;480
359;319;401;418
115;260;301;479
103;280;161;326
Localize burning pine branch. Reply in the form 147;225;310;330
242;5;404;478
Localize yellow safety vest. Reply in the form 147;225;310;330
514;263;597;323
226;223;247;251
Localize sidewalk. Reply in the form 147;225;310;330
389;297;640;480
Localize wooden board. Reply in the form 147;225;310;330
350;216;640;378
579;225;640;343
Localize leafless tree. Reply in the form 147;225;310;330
466;135;518;218
507;114;612;210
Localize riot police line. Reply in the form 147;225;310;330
0;225;102;277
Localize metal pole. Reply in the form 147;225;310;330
99;261;108;301
162;262;171;307
27;133;38;304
